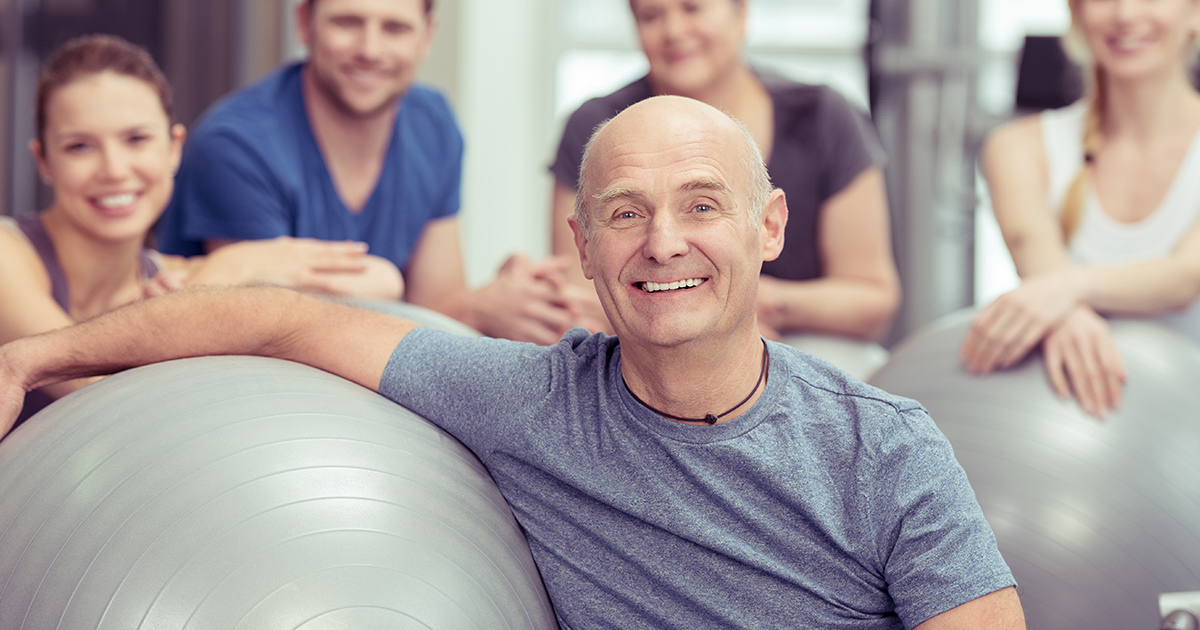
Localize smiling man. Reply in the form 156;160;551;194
1;96;1024;629
154;0;579;344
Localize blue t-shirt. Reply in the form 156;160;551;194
156;62;463;271
381;328;1016;630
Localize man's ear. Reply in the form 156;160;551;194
760;189;787;262
296;1;313;50
419;11;437;61
568;214;594;280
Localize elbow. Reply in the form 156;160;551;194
861;280;901;341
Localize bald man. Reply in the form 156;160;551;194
0;96;1024;629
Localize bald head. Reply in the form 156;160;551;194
574;95;771;237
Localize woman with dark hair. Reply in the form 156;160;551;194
548;0;900;376
962;0;1200;417
0;34;403;429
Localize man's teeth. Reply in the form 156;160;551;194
97;193;136;208
642;278;704;293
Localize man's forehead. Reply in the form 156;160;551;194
592;133;741;195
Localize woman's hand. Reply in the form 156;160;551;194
1042;305;1126;418
961;268;1088;374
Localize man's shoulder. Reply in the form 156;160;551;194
397;83;459;129
179;64;307;175
771;342;924;418
190;64;303;141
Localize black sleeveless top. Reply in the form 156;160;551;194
10;214;160;432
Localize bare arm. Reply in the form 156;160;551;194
0;286;417;438
963;118;1124;417
913;587;1025;630
1077;216;1200;313
756;168;900;340
407;215;578;344
185;237;404;300
0;228;98;399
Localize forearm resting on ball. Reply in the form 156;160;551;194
0;286;417;405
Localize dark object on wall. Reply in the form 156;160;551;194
1014;35;1084;112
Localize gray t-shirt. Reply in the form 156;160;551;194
381;328;1015;629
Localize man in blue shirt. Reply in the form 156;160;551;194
2;95;1026;629
157;0;579;344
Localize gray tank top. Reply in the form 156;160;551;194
9;214;160;433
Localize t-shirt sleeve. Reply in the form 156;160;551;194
377;328;556;456
170;125;294;243
872;406;1016;627
817;88;888;200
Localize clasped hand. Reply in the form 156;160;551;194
472;254;600;345
961;270;1125;417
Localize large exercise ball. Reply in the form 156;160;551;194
339;298;482;338
0;355;556;630
870;310;1200;630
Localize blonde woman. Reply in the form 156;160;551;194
962;0;1200;417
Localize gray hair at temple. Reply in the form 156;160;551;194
573;112;773;239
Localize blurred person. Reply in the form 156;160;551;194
549;0;900;350
156;0;580;344
962;0;1200;417
0;34;402;429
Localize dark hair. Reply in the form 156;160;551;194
36;34;173;144
308;0;435;13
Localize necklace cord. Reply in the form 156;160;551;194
624;339;769;425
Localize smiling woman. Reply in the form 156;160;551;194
550;0;900;376
0;34;404;434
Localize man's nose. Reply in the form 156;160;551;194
357;22;384;60
641;213;689;263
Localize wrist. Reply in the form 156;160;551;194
1064;266;1096;307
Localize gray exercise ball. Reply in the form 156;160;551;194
0;355;555;630
870;310;1200;630
337;298;483;338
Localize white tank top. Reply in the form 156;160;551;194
1040;101;1200;343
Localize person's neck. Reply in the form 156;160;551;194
39;210;145;321
655;62;763;119
301;65;397;175
1102;69;1200;144
619;326;768;426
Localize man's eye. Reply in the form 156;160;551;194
693;204;713;213
618;210;639;220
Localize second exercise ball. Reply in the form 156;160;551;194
870;310;1200;630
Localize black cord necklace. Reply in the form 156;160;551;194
624;339;768;425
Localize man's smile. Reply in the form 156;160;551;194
638;278;707;293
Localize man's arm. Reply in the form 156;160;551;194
0;286;416;438
913;587;1025;629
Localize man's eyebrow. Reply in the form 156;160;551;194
678;178;732;195
592;186;644;206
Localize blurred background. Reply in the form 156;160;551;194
0;0;1078;343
